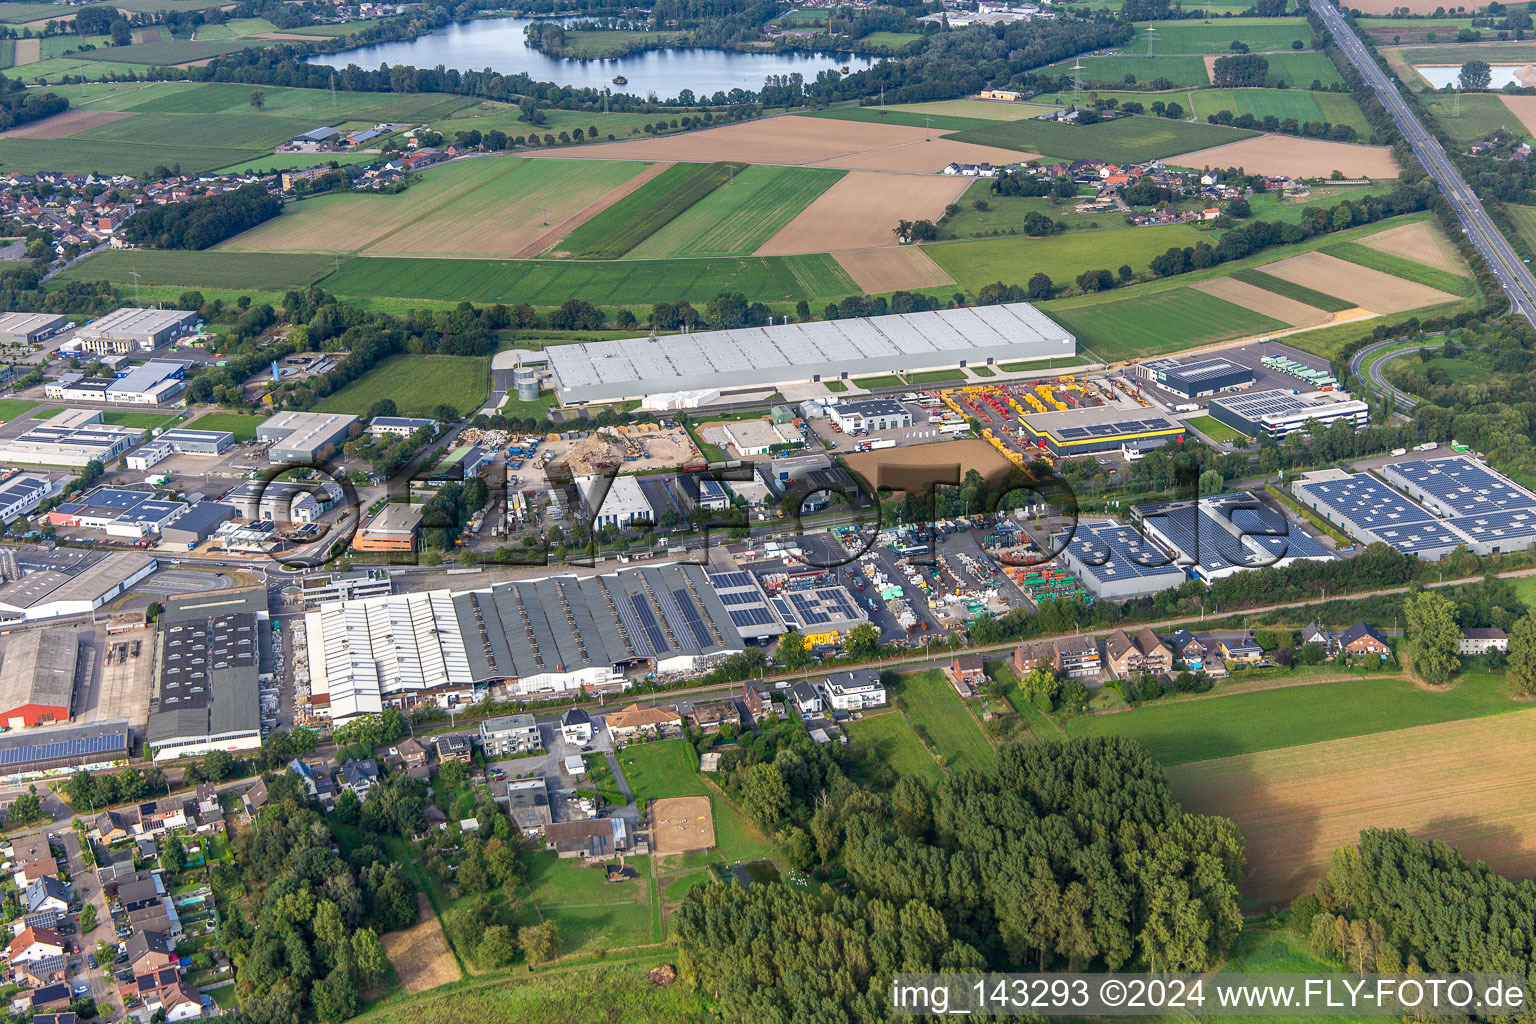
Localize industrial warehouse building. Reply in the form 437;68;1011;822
0;632;78;728
99;360;189;406
1291;469;1468;559
1137;356;1254;399
1133;491;1335;582
0;313;67;346
146;588;267;761
126;428;235;470
0;719;130;782
0;473;61;524
367;417;437;439
225;480;324;523
828;398;912;433
352;503;423;552
75;308;197;353
160;502;238;548
1020;406;1186;457
578;475;655;529
1052;520;1186;599
546;303;1076;405
0;551;156;622
1381;456;1536;555
46;487;186;538
1207;389;1369;439
256;411;358;464
0;409;142;468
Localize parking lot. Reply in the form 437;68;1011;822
1139;339;1335;414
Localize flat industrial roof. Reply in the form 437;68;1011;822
0;313;66;336
1141;355;1253;384
76;308;194;339
108;361;186;396
0;719;129;771
363;503;423;535
548;303;1073;391
0;631;77;714
1211;389;1365;422
0;551;154;610
1022;405;1184;442
1053;521;1184;589
1294;474;1464;555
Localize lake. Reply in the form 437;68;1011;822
1414;63;1536;89
309;18;880;99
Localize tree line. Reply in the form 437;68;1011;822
0;73;68;131
120;183;282;250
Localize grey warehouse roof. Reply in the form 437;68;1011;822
547;303;1074;402
147;588;266;748
0;631;77;713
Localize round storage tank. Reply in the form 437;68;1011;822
514;366;540;402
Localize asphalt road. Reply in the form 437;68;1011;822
57;828;116;1019
1308;0;1536;326
1348;337;1432;410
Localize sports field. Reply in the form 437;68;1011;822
628;165;844;258
616;739;774;862
1130;17;1313;53
55;249;337;291
1067;670;1524;766
894;669;996;773
1048;286;1287;361
924;222;1206;294
313;354;489;417
314;253;858;306
945;113;1253;163
1169;709;1536;906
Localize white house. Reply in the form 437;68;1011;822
560;707;593;745
24;878;69;916
1458;627;1509;655
821;671;887;711
6;926;64;965
789;681;823;717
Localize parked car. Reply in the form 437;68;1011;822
87;953;96;967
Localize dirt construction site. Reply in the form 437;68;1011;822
650;796;716;856
520;424;704;488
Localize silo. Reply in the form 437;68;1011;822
514;366;540;402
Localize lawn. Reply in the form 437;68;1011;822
1038;53;1213;88
1185;414;1247;444
516;850;654;954
544;161;729;259
184;411;268;441
845;711;943;783
1423;92;1531;145
1047;286;1286;361
315;253;858;307
101;410;180;429
1188;88;1372;136
1230;266;1355;312
924;222;1206;294
54;249;339;292
314;354;489;418
627;165;844;258
0;399;40;421
1067;670;1524;766
885;99;1058;121
616;738;775;862
1322;240;1475;296
1130;17;1313;54
894;669;995;773
944;113;1253;163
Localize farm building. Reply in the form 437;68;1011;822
145;588;267;761
75;308;197;354
0;719;131;782
828;398;913;433
0;409;142;468
1020;406;1185;457
1051;520;1184;599
1132;491;1335;582
1207;389;1368;439
0;632;78;729
0;313;67;346
1136;356;1254;399
256;411;358;465
547;303;1075;405
0;551;156;622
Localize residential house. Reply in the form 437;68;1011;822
8;834;56;887
742;683;772;721
1169;629;1207;669
194;783;221;818
1052;634;1103;678
93;811;131;844
952;653;985;696
341;758;380;799
789;681;823;717
35;1013;77;1024
1133;628;1173;673
435;734;472;762
242;778;269;815
560;707;594;745
1300;621;1341;658
1218;634;1264;663
24;877;70;916
1013;639;1054;676
19;908;60;933
126;903;181;942
1339;622;1391;659
17;984;70;1014
124;930;176;976
6;926;64;965
1459;627;1509;655
495;778;552;834
479;714;541;757
689;701;741;733
821;671;887;711
386;737;431;780
544;818;631;860
604;703;682;740
116;873;164;915
1105;628;1171;677
140;973;203;1021
17;954;67;987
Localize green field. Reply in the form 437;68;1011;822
857;30;922;49
628;165;843;258
1130;17;1313;53
436;104;663;142
1322;240;1475;296
0;3;79;22
924;222;1207;294
1241;183;1382;226
188;17;279;39
1257;50;1348;88
1067;670;1522;766
56;250;338;292
1185;414;1248;444
945;113;1253;163
1505;203;1536;252
886;98;1061;120
616;738;774;862
313;354;489;418
1230;266;1355;312
315;252;858;307
184;411;268;441
938;188;1123;240
101;410;179;429
894;669;996;773
353;965;710;1024
1189;88;1372;135
548;162;729;259
76;37;271;64
0;135;268;176
805;106;1000;134
1423;92;1531;145
1042;53;1213;87
516;849;655;953
0;399;40;421
845;712;944;783
1048;286;1286;361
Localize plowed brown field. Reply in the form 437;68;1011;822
1169;135;1399;178
1356;219;1464;274
1257;251;1457;313
1192;277;1330;326
3;109;133;139
835;246;955;292
755;171;968;254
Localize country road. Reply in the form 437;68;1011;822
1309;0;1536;327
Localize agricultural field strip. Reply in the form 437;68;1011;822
628;165;844;258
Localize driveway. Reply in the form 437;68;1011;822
57;829;116;1019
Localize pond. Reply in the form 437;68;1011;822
1413;63;1536;89
728;859;782;888
308;17;880;100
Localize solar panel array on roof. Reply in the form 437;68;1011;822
0;720;130;770
707;570;784;640
1054;416;1175;440
729;607;777;627
1136;491;1336;578
1383;456;1536;517
769;586;866;632
1294;475;1466;555
1054;522;1184;588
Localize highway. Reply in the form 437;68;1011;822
1348;337;1431;410
1308;0;1536;326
